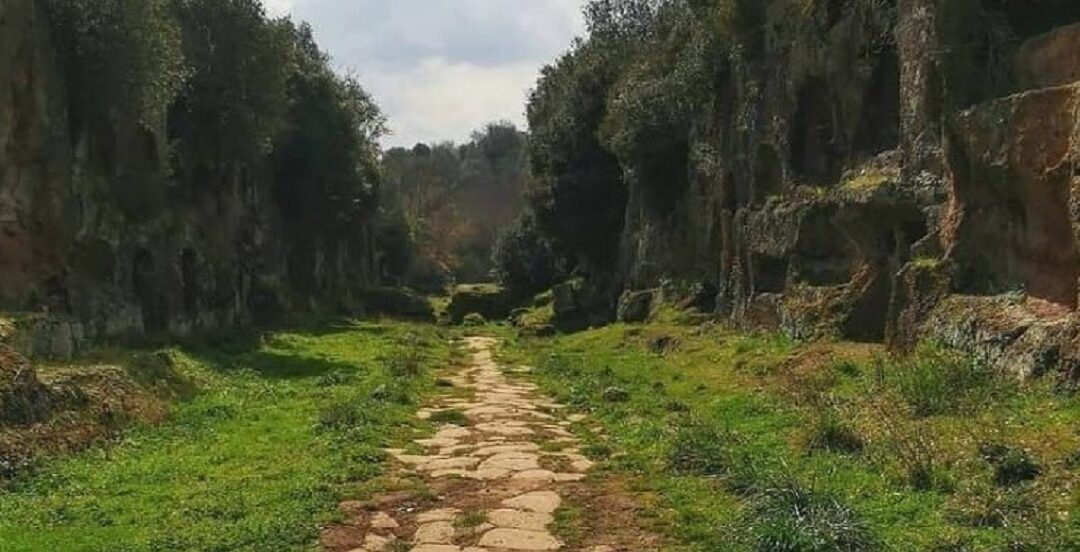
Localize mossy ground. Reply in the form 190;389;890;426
497;317;1080;551
0;319;455;552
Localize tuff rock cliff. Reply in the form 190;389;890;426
547;0;1080;379
0;0;379;357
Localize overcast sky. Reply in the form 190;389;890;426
263;0;586;148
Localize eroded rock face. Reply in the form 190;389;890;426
0;0;378;351
604;2;1080;377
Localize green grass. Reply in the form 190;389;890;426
0;319;453;552
502;321;1080;552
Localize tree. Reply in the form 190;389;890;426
272;23;386;236
169;0;295;192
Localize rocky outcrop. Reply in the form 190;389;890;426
606;1;1080;378
447;284;517;324
0;0;379;353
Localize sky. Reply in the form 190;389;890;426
263;0;587;148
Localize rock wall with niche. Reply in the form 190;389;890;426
0;0;378;358
611;0;1080;378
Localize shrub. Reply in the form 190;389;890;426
492;214;559;296
746;481;878;552
386;341;424;377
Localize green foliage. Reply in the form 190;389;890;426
806;410;864;455
492;213;559;296
379;122;528;287
979;443;1041;487
46;0;186;131
169;0;295;183
667;417;739;476
527;40;628;270
0;320;450;551
877;345;990;417
462;313;487;327
273;23;386;236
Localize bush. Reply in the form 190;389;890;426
492;214;559;296
747;481;878;552
448;284;516;324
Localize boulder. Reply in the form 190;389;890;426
616;290;655;323
447;284;517;324
552;278;615;331
359;288;434;321
1015;22;1080;90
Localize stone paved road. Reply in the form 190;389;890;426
324;336;628;552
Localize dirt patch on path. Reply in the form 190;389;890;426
321;336;662;551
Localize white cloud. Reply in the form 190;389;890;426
368;58;540;147
273;0;586;147
262;0;295;18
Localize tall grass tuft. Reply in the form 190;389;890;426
746;480;878;552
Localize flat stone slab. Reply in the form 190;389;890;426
479;452;540;472
409;545;461;552
370;511;399;529
487;508;553;531
501;491;561;514
414;521;455;544
478;528;561;550
422;457;481;471
416;508;460;523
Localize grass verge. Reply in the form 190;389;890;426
0;319;452;551
501;319;1080;551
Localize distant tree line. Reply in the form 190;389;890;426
378;122;528;292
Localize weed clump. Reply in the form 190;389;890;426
668;418;738;477
316;371;355;387
806;411;863;455
979;442;1041;487
601;386;630;403
429;409;469;426
317;400;375;432
387;345;424;378
946;481;1040;528
877;346;987;417
746;481;877;552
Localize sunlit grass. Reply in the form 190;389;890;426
0;319;452;552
